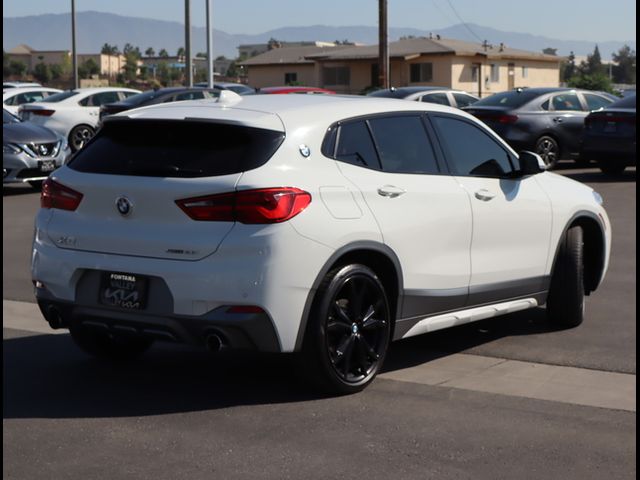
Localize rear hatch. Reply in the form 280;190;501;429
46;117;285;260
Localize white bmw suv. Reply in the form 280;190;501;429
31;92;611;393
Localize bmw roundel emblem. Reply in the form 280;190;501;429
115;196;133;216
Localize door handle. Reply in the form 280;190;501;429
377;185;406;198
474;189;496;201
553;117;564;123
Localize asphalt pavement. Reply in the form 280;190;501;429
3;165;636;479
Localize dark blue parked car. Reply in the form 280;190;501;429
463;88;616;168
581;95;636;174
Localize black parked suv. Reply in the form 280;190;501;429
463;88;616;168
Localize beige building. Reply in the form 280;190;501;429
239;45;349;88
7;44;128;78
241;37;562;96
238;41;340;60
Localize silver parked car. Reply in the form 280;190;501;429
3;109;71;188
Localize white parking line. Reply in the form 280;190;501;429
3;299;636;411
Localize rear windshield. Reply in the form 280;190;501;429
609;95;636;109
471;90;542;108
119;89;165;106
367;89;404;99
41;90;80;103
68;120;285;178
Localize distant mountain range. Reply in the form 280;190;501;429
3;11;635;60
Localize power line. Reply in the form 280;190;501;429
444;0;484;43
430;0;457;27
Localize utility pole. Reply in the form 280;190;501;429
206;0;213;88
71;0;78;89
378;0;389;88
185;0;193;86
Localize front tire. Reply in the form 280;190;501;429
599;161;626;174
535;135;561;169
69;124;95;152
70;325;153;361
547;225;585;328
301;264;391;394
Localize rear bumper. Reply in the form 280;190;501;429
31;215;334;352
36;292;281;352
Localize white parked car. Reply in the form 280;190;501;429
3;87;62;115
20;87;140;151
3;81;42;90
31;93;611;394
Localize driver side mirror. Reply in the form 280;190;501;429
517;151;546;176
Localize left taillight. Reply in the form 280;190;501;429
41;178;84;211
176;187;312;224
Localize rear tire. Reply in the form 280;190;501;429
301;264;391;394
547;225;585;328
69;124;95;152
70;325;153;361
535;135;561;169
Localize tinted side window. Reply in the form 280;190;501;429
421;92;449;105
368;116;439;174
551;93;582;111
432;116;514;177
452;93;477;108
583;93;612;111
336;121;380;169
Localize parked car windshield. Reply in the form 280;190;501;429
471;90;541;108
68;119;285;178
41;90;80;103
3;109;20;124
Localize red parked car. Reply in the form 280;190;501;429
258;86;336;95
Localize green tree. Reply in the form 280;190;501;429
568;72;614;93
78;58;100;79
50;64;64;80
581;45;605;76
101;43;119;55
611;44;636;84
196;52;207;58
177;47;185;58
9;60;27;77
3;50;10;78
542;47;558;56
32;63;52;84
158;48;169;58
145;47;155;57
561;51;577;83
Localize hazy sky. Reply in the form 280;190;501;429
3;0;636;41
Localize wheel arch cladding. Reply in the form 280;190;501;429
570;215;606;295
295;242;403;351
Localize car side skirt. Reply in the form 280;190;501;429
395;294;546;340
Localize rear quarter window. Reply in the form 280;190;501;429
68;120;285;178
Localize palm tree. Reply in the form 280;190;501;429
158;48;169;58
145;47;155;58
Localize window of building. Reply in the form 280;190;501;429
284;72;298;85
490;64;500;83
522;66;529;78
323;67;350;86
335;121;380;169
410;63;433;83
432;116;514;177
368;115;439;174
471;65;480;83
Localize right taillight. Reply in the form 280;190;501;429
176;187;312;224
41;178;84;211
497;114;518;124
29;109;56;117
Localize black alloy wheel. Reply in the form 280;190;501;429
535;135;560;169
303;264;391;394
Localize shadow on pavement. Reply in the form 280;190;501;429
2;184;40;197
3;307;567;420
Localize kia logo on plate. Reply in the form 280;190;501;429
115;196;133;216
